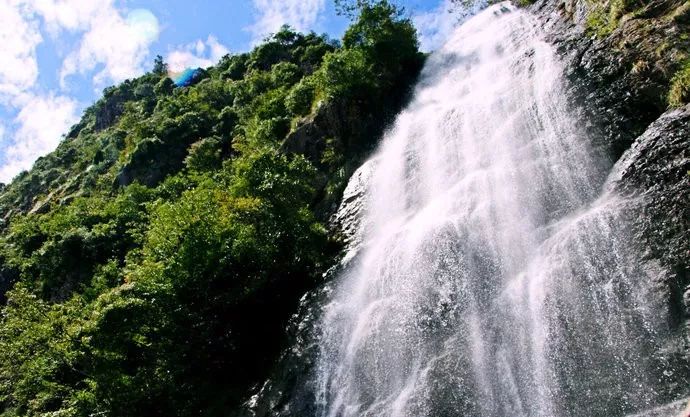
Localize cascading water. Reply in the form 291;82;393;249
312;4;684;417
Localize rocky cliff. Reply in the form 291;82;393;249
0;0;686;415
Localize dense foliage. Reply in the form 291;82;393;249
0;2;424;416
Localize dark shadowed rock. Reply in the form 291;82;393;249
281;98;377;167
234;156;375;417
233;284;331;417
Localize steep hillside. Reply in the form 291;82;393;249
0;3;423;416
533;0;690;155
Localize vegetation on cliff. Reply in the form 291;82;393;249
669;60;690;107
0;2;424;416
581;0;690;107
512;0;689;111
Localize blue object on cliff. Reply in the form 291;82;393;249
172;68;204;87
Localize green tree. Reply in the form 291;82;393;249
153;55;168;75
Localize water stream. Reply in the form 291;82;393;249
313;4;682;417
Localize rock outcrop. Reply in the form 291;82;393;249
615;104;689;286
328;158;375;260
281;98;378;166
614;105;690;381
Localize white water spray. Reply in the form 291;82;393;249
314;4;679;417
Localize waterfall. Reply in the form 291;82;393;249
313;4;682;417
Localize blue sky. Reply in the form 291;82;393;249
0;0;462;183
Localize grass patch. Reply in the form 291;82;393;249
585;0;648;37
669;61;690;107
516;0;537;7
586;6;612;36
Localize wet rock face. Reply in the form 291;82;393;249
627;396;690;417
530;0;690;378
234;284;332;417
610;105;690;396
531;0;690;160
614;104;690;327
329;159;375;259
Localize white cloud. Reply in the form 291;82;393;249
60;6;160;89
26;0;108;34
248;0;326;43
166;35;230;72
0;1;159;92
0;0;42;101
0;0;161;184
0;93;78;183
414;0;486;52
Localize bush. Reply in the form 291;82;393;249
0;286;90;416
314;0;422;100
271;62;302;86
215;106;239;136
285;77;316;116
248;41;291;71
222;54;249;80
343;1;419;64
184;137;222;172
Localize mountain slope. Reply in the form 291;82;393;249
0;3;424;416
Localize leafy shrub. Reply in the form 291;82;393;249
221;54;249;80
271;62;303;86
285;76;317;116
184;137;223;172
248;41;291;71
215;106;239;136
316;48;374;99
